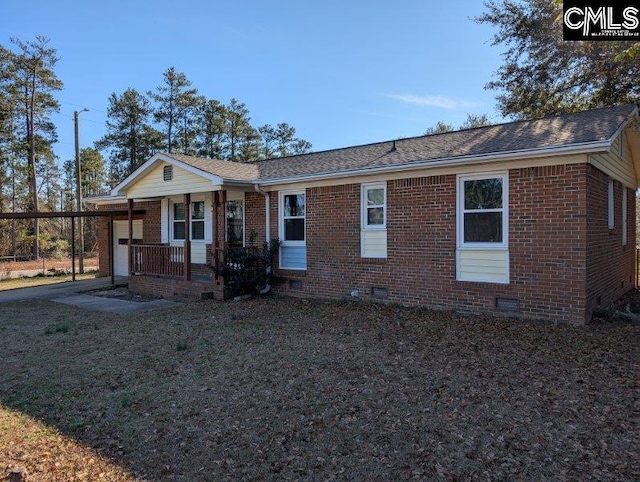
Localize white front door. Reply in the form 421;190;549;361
114;220;143;276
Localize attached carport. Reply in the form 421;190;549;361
0;208;145;286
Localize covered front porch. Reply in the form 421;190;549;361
91;152;265;300
121;189;252;300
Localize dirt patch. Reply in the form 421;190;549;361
0;257;98;273
0;297;637;480
86;286;160;303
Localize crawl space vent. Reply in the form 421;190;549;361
496;297;519;312
163;165;173;181
371;287;388;299
289;279;303;290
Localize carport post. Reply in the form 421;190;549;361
128;199;133;275
109;215;114;286
71;217;76;281
213;191;219;282
183;193;191;281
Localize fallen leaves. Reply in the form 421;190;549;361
0;296;638;480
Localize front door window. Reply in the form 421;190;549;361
226;200;244;248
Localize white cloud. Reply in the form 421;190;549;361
385;93;480;110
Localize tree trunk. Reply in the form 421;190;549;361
27;73;39;259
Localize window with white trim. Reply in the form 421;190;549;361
173;203;185;240
282;193;305;242
622;187;627;246
458;174;508;247
191;201;205;240
362;183;386;228
361;183;388;258
279;191;307;270
608;180;615;229
172;201;205;241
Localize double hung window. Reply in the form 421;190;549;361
458;175;507;247
362;184;386;228
279;192;306;270
172;201;205;241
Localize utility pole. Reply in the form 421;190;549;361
74;109;88;274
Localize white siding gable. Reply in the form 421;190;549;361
589;131;636;189
127;162;215;198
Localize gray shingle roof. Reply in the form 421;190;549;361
164;104;637;183
167;153;259;181
255;104;637;180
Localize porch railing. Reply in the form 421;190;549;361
131;244;184;277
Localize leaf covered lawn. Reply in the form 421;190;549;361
0;296;637;480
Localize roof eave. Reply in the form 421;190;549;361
255;140;612;186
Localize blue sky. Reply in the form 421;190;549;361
1;0;505;164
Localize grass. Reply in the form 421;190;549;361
0;296;638;480
0;272;97;291
0;405;134;481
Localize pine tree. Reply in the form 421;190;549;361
10;36;62;258
224;99;256;162
96;88;162;184
257;122;312;159
195;98;227;159
148;67;198;153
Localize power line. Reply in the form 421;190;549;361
58;100;107;115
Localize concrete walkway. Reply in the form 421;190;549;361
0;276;179;314
54;294;178;314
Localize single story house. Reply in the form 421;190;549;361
88;104;640;324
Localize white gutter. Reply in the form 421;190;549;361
254;184;271;242
254;140;612;186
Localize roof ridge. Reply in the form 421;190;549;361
256;103;637;164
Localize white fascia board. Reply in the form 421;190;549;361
111;152;224;196
254;140;611;187
85;195;127;205
220;180;256;189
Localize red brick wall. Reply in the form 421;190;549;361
245;191;266;246
585;165;636;319
508;165;587;322
243;163;633;323
128;275;180;298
